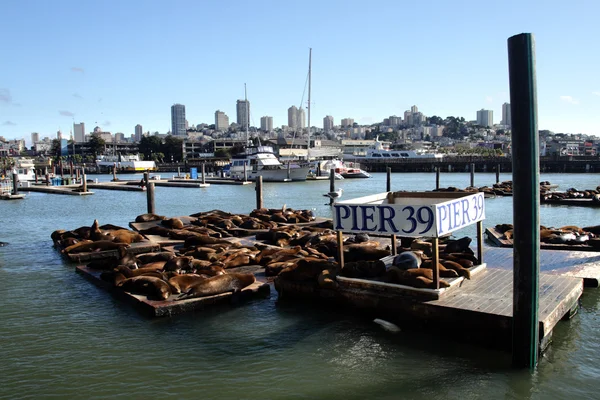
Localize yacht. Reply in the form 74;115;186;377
353;136;445;160
96;154;157;172
14;158;36;182
229;144;311;182
313;158;371;179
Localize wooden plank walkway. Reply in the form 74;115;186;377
482;245;600;287
76;265;271;317
19;185;94;196
274;267;582;350
541;197;600;207
87;182;144;191
486;226;600;252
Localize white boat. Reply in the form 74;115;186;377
353;136;445;160
14;158;36;182
96;154;157;172
229;144;311;182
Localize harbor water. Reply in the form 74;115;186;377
1;172;599;399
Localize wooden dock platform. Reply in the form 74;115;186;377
274;267;582;351
19;185;93;196
87;182;144;191
0;193;26;200
541;197;600;207
76;265;271;317
65;240;161;263
486;226;600;253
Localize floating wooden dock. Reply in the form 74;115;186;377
275;267;582;351
541;197;600;207
482;245;600;287
485;226;600;253
87;182;144;191
76;264;271;317
19;185;93;196
65;241;161;263
0;193;26;200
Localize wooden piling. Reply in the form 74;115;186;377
496;164;500;183
147;182;155;214
386;167;391;192
112;165;117;181
243;163;248;182
255;176;263;209
470;163;475;187
45;173;50;186
12;171;18;195
435;167;440;190
82;173;87;192
329;168;335;206
201;163;206;185
508;32;540;369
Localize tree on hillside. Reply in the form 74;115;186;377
139;135;163;160
88;135;106;157
163;135;184;162
50;139;62;160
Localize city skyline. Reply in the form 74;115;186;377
1;1;599;144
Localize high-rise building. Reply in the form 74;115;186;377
171;104;186;136
323;115;334;132
411;105;419;113
57;130;62;140
476;109;494;127
501;103;511;128
215;110;230;131
297;108;306;129
31;132;39;146
236;100;250;128
260;116;273;132
135;124;143;142
287;106;299;129
114;132;125;142
341;118;354;128
388;116;401;126
74;122;85;142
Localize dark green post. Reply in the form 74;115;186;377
255;176;263;209
386;167;391;192
470;163;475;187
329;168;335;206
496;164;500;183
508;33;540;369
435;167;440;190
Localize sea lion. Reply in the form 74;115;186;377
191;262;226;276
340;260;386;278
110;230;144;244
90;220;115;241
161;217;185;229
135;213;166;222
420;260;459;278
440;260;471;279
168;273;209;294
63;240;128;255
184;234;231;248
317;269;338;289
163;256;193;272
278;258;339;282
139;226;172;237
391;251;422;270
136;252;175;264
442;237;472;253
115;265;165;278
117;275;171;300
177;273;256;300
343;246;390;263
385;266;450;289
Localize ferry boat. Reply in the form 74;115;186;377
229;144;311;182
353;136;445;160
95;154;157;172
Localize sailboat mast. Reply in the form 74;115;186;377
307;48;312;148
244;83;249;144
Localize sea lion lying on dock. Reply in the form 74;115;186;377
117;275;172;300
340;260;386;279
177;273;256;300
278;258;339;282
391;251;422;270
135;213;166;222
385;266;450;289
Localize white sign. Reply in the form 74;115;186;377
333;192;485;237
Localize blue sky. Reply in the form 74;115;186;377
1;0;599;145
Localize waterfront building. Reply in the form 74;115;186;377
476;109;494;127
171;104;186;136
215;110;230;131
135;124;143;142
502;102;511;128
74;122;85;142
236;100;250;128
323;115;334;132
260;116;273;132
341;118;354;128
31;132;39;147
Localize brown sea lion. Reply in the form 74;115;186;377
191;263;226;276
136;252;175;264
110;230;144;244
138;261;167;270
161;217;185;229
135;213;166;222
177;273;256;300
340;260;386;278
317;269;338;289
117;275;171;300
115;265;165;278
63;240;128;254
163;256;193;272
420;260;459;278
139;226;172;237
168;273;209;294
90;220;114;241
385;266;450;289
343;246;390;263
278;258;339;282
183;234;231;248
440;260;471;279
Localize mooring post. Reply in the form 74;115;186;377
496;164;500;183
255;175;263;209
508;32;540;369
243;162;248;182
201;162;206;185
70;161;73;178
435;167;440;190
82;173;87;192
112;165;117;181
35;169;38;184
178;166;181;178
287;162;291;180
432;237;439;289
147;182;156;214
60;161;64;179
329;168;335;206
11;170;18;195
336;230;344;269
45;173;50;186
470;163;475;187
386;167;391;192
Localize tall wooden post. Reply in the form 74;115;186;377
45;173;50;186
386;167;391;192
287;162;291;180
255;176;263;209
201;163;206;185
70;161;73;178
470;163;475;187
329;168;335;206
243;162;248;182
509;33;540;369
496;164;500;183
147;182;155;214
435;167;440;190
11;171;18;195
82;173;87;192
112;165;117;181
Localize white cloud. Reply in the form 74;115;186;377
560;95;579;105
59;110;75;117
2;120;16;126
593;91;600;96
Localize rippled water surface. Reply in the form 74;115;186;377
1;172;599;399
